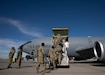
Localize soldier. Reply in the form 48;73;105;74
16;46;22;68
36;43;46;73
55;44;62;65
53;34;62;48
48;46;56;70
7;47;15;68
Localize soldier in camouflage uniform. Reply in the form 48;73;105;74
7;47;15;68
48;46;56;70
55;44;62;65
53;34;63;65
53;34;62;48
16;46;22;68
17;47;22;68
36;43;46;73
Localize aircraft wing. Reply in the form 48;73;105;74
76;47;95;59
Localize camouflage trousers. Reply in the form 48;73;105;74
17;58;22;68
56;53;62;64
49;57;56;69
7;57;13;68
36;56;46;72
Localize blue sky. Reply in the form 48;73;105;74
0;0;105;58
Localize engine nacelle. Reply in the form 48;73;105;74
94;40;105;62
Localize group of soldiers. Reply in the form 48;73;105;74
7;33;67;73
36;34;64;73
7;46;23;69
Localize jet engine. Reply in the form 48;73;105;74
94;40;105;62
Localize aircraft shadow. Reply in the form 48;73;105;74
0;65;35;70
40;70;51;73
91;62;105;67
20;65;36;68
71;61;105;67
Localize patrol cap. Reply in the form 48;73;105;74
52;45;54;48
12;47;15;49
65;37;68;41
41;43;45;46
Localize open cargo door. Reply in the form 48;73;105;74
52;28;70;67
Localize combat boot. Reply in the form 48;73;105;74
7;65;12;69
54;67;57;70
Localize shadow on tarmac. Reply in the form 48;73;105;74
0;68;7;70
91;62;105;67
71;61;105;67
0;65;35;70
21;65;35;68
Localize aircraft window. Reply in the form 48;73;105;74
23;48;25;50
48;45;50;47
36;45;40;49
44;45;51;48
35;45;51;48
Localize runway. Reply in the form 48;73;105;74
0;59;105;75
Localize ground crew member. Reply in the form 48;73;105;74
16;46;22;68
36;43;46;73
55;44;62;65
48;46;56;70
53;34;62;48
31;50;35;61
7;47;15;68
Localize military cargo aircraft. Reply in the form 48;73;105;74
21;37;105;61
20;28;105;63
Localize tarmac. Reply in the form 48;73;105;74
0;59;105;75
